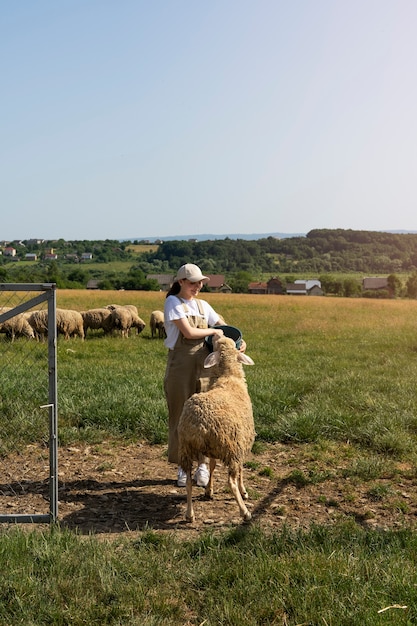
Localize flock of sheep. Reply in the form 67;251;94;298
0;304;167;342
1;303;256;524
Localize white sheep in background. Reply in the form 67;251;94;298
130;312;146;335
56;309;85;340
81;308;113;337
0;307;35;341
150;310;166;338
106;304;146;336
27;309;48;340
27;308;84;340
178;335;255;523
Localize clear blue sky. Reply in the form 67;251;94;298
2;0;416;241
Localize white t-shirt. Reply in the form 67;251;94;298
164;295;220;349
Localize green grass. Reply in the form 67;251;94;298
0;522;416;625
4;292;417;459
3;291;417;623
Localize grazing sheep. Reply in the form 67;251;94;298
56;309;84;340
131;312;146;335
150;310;166;338
0;307;35;341
81;308;113;336
106;304;145;336
106;303;138;315
28;308;84;340
109;306;134;338
178;335;255;523
27;309;48;341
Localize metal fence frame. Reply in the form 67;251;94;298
0;283;58;524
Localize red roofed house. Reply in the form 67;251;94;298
206;275;232;293
248;281;268;294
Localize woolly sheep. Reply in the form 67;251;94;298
81;308;113;337
130;312;146;335
178;335;255;523
150;310;166;338
106;304;145;336
106;303;138;315
56;309;85;340
27;309;48;341
28;308;84;340
0;307;35;341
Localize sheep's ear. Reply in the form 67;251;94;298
237;353;254;366
204;352;220;368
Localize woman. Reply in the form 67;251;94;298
163;263;225;487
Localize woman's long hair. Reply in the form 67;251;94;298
166;281;181;297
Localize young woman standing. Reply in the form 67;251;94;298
163;263;224;487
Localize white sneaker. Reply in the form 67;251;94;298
194;463;210;487
177;467;187;487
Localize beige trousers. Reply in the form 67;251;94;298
164;305;210;464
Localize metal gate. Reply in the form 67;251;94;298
0;283;58;523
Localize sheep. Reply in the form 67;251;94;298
56;309;85;340
27;308;84;340
0;307;35;341
106;303;138;315
177;335;255;523
81;308;113;337
106;304;146;336
27;309;48;341
150;310;166;338
130;312;146;335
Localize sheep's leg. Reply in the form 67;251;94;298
204;458;216;499
185;469;195;522
228;472;251;521
237;465;249;500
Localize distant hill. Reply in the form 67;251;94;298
123;232;306;242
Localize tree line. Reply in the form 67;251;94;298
2;230;417;294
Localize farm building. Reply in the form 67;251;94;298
248;282;267;294
147;274;175;291
286;280;323;296
206;275;232;293
362;277;389;291
248;278;285;295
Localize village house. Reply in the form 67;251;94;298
81;252;93;261
206;275;232;293
362;277;389;292
146;274;175;291
4;247;16;257
24;253;38;261
286;279;323;296
248;277;285;295
267;277;285;294
248;281;268;294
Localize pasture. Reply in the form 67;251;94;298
2;291;417;624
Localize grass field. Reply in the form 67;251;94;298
2;291;417;624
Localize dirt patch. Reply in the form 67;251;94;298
1;442;417;539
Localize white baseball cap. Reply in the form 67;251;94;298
174;263;209;283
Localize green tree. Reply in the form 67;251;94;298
406;272;417;298
387;274;403;297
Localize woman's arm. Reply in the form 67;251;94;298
173;317;224;340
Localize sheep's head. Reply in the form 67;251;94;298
204;335;254;368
